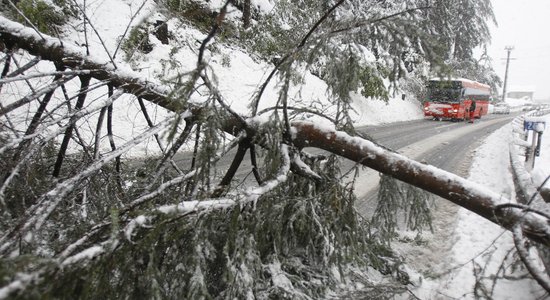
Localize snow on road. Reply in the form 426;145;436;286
408;116;549;299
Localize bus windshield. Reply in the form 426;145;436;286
426;80;464;103
427;86;462;102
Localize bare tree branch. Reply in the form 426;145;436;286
513;225;550;292
249;143;263;185
211;140;249;198
53;75;91;177
0;74;77;116
93;106;107;159
0;69;96;84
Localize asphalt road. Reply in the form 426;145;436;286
360;113;517;172
349;113;518;214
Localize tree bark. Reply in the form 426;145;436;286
53;75;91;177
243;0;251;29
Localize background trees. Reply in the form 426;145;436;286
0;0;547;298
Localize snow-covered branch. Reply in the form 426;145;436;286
512;225;550;292
0;69;96;84
290;121;550;246
0;110;191;254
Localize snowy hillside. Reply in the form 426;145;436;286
36;0;423;156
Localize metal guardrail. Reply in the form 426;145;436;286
509;109;550;277
509;109;550;204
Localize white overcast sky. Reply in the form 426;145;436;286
488;0;550;100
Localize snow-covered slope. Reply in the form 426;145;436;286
50;0;423;155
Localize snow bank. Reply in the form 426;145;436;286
440;123;543;299
350;92;423;126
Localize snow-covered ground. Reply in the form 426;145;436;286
421;117;549;299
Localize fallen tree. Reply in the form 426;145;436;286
1;16;548;246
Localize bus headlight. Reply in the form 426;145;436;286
453;109;458;113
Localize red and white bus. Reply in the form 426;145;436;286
423;78;490;121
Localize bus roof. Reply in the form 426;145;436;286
429;77;490;91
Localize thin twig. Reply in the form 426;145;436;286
137;96;183;174
93;107;107;159
251;0;347;115
0;69;96;84
528;174;550;205
5;0;46;40
53;75;91;177
257;105;337;124
197;0;231;67
113;0;149;59
512;225;550;292
71;0;117;68
83;0;89;55
495;203;550;220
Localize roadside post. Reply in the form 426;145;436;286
524;117;546;170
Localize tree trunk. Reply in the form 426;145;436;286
243;0;251;29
